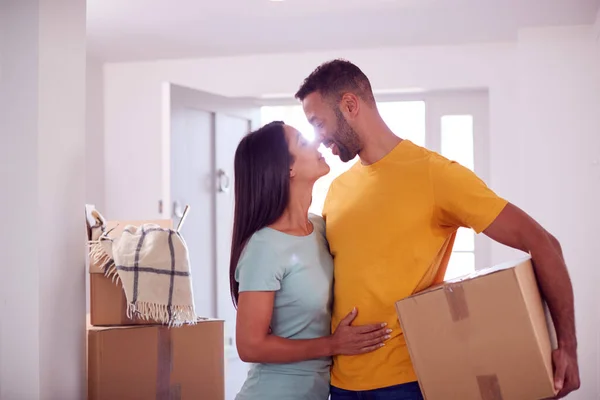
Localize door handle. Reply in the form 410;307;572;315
217;169;230;193
173;200;184;218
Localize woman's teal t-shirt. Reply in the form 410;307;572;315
234;214;334;400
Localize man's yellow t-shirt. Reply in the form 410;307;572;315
322;140;508;391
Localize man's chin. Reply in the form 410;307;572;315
339;153;355;163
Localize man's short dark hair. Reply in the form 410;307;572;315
295;59;376;105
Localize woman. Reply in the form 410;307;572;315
230;121;391;400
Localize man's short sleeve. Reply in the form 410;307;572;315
430;156;508;233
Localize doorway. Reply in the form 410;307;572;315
168;83;260;399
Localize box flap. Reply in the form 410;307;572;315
87;317;223;332
402;256;532;300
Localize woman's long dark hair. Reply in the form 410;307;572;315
229;121;293;308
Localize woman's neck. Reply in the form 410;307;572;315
269;183;313;236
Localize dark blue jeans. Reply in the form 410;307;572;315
330;381;423;400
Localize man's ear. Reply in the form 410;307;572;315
340;93;360;117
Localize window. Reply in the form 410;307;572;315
260;105;315;141
441;115;475;280
261;92;488;281
377;101;426;147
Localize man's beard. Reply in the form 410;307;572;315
334;110;361;163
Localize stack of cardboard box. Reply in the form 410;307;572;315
87;220;225;400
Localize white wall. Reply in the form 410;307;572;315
514;27;600;397
595;8;600;47
104;42;515;220
0;0;87;398
104;25;599;398
86;57;105;211
85;57;105;314
0;2;40;396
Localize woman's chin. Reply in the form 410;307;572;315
319;165;331;177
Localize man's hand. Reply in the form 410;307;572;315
483;203;580;398
550;346;580;398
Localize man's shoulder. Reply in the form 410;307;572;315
395;140;453;175
328;161;361;190
396;140;439;162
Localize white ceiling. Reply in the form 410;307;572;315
87;0;600;62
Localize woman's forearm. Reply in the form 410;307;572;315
237;335;333;363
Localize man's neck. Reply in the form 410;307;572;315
359;121;403;166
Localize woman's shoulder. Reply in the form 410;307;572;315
242;230;277;257
308;213;326;236
235;232;281;276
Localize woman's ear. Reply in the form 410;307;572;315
289;166;296;179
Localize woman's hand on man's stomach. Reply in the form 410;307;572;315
328;307;391;355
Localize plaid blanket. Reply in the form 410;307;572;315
90;223;197;326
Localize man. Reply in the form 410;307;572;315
295;59;580;399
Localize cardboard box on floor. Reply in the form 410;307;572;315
89;219;172;326
396;257;557;400
88;319;224;400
